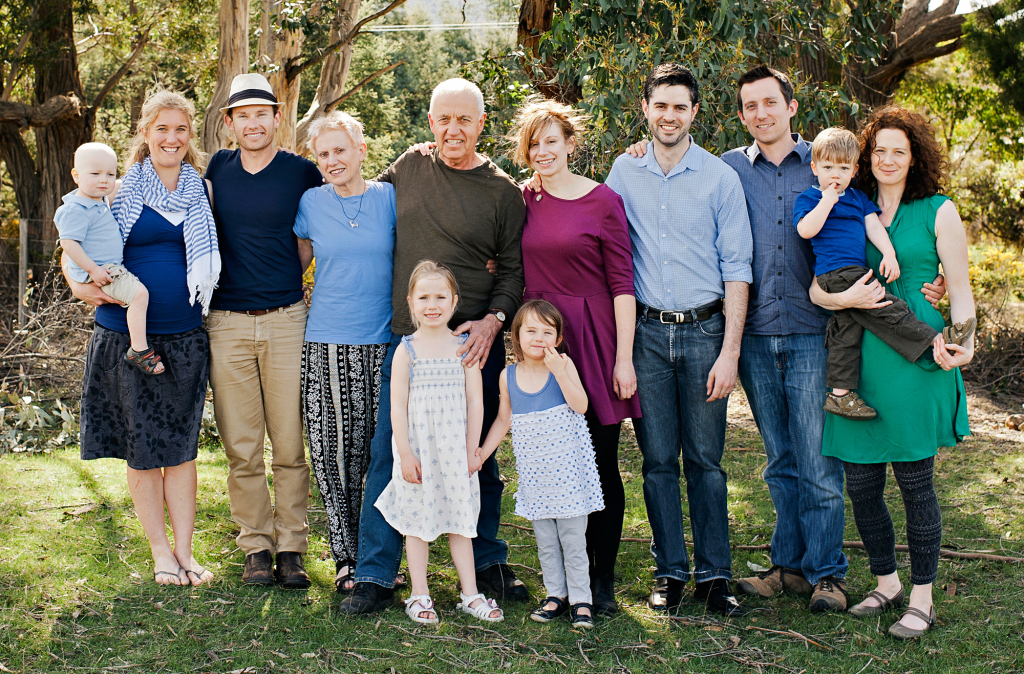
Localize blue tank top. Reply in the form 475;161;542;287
506;363;568;414
95;204;203;334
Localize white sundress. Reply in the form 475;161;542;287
375;335;480;541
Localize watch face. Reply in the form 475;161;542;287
494;311;506;322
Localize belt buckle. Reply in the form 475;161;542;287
658;310;682;324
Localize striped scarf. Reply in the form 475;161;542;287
112;157;221;314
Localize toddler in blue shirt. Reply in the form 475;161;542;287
794;128;971;420
56;143;162;375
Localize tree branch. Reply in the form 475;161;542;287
2;31;32;102
285;0;408;81
89;23;154;112
324;60;406;111
0;95;84;128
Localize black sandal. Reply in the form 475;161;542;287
570;602;595;629
530;596;569;623
335;560;356;594
125;347;164;375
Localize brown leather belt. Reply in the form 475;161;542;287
230;304;292;316
637;299;724;324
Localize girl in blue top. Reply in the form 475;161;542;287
476;300;605;628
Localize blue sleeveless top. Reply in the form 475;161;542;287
506;363;568;415
95;204;203;335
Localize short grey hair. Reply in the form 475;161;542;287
429;78;485;118
305;110;365;153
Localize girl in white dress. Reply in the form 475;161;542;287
375;260;503;625
475;300;604;628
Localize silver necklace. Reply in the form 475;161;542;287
333;184;366;228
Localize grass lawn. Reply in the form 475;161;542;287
1;386;1022;674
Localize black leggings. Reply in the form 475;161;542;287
584;410;624;580
843;457;942;586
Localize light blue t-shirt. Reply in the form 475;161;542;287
294;181;396;345
54;190;124;283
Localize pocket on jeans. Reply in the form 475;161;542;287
284;302;309;323
205;310;228;330
697;312;725;337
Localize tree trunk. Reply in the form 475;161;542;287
294;0;362;152
202;0;250;153
259;0;304;151
517;0;581;103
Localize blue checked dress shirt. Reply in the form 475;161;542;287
721;134;829;335
605;137;752;311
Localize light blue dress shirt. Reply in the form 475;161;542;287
605;137;753;311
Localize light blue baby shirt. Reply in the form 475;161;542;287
54;190;124;283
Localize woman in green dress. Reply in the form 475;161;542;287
810;107;975;640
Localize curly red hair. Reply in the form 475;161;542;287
856;106;949;201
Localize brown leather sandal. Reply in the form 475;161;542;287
823;391;877;420
848;587;905;617
888;605;935;639
125;347;164;375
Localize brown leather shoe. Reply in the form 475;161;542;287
275;551;311;590
824;391;877;420
736;565;812;597
943;317;976;347
242;550;274;586
809;576;849;612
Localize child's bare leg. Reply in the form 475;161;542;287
126;285;164;373
449;534;501;619
405;536;435;620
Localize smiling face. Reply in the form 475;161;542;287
527;121;574;178
72;149;118;201
225;104;280;152
516;311;561;361
143;108;191;170
870;128;914;188
811;158;858;193
428;91;486;169
408;275;458;330
313;128;366;193
737;77;798;148
642;84;698;149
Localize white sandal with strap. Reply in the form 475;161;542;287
404;594;439;624
457;592;503;623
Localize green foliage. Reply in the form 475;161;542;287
957;160;1024;247
964;0;1024;119
0;391;78;456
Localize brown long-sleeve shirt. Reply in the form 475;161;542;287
378;149;526;336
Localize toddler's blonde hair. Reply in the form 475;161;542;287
811;127;860;165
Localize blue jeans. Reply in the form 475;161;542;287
354;331;509;588
737;333;848;584
633;311;732;583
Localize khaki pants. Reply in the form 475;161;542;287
207;301;309;555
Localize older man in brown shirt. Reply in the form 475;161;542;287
340;78;527;615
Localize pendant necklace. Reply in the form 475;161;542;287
334;184;366;228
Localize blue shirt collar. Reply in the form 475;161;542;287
636;135;705;178
61;190;108;209
743;133;810;166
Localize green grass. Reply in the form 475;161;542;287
1;387;1022;674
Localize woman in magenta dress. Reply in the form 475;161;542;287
511;99;640;616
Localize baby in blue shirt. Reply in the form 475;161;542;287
794;128;970;420
56;143;163;375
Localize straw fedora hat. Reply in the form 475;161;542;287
220;73;283;113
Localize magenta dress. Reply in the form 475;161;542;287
522;184;641;425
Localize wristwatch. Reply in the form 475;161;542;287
488;308;507;326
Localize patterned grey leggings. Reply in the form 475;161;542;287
843;457;942;585
301;342;388;565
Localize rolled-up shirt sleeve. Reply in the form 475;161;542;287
601;194;635;298
489;190;526;318
715;170;753;284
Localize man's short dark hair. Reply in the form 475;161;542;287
643;63;700;107
736;65;794;110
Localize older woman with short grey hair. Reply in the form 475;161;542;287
294;110;397;593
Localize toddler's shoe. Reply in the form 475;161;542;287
943;317;976;347
824;391;877;420
530;596;569;623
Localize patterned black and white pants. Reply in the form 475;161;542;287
301;341;388;565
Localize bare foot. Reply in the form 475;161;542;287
154;551;187;586
176;554;214;586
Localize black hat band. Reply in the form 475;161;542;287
226;88;279;107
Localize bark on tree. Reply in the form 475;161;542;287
202;0;250;153
259;0;303;151
517;0;581;104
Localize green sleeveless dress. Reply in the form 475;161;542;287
822;194;970;464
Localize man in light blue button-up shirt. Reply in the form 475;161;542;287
605;63;751;617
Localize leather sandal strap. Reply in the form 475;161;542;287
866;589;895;609
543;596;567;608
901;606;933;624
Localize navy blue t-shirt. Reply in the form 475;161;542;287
793;186;881;276
205;150;323;311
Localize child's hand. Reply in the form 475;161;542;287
821;182;841;204
89;266;112;286
399;452;422;484
879;254;901;282
467;447;483;475
543;347;569;376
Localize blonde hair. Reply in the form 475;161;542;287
812;127;860;165
124;90;205;171
509;300;566;362
306;110;365;154
509;97;590;168
406;260;459;329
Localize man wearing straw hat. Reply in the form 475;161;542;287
205;73;323;588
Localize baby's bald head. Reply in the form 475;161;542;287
74;143;118;172
72;142;118;200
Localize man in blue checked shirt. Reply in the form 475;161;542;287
605;63;752;617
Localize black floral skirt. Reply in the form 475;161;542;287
80;324;210;470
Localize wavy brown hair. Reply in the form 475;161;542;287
856;106;948;201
